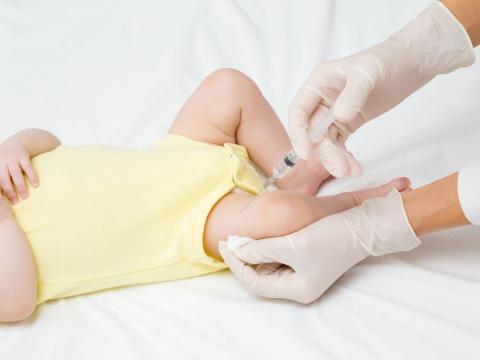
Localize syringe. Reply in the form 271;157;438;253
238;109;335;214
263;111;336;188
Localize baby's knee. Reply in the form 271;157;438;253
262;191;311;235
205;68;259;97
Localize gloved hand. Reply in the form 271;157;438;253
219;190;420;304
289;2;475;178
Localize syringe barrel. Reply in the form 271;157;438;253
308;111;335;142
272;149;300;180
268;110;335;185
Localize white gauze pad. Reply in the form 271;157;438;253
227;235;254;252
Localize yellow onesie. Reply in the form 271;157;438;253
11;134;264;304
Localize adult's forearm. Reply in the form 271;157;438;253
391;0;479;236
443;0;480;46
6;129;61;157
401;172;470;236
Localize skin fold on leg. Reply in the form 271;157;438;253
169;68;330;196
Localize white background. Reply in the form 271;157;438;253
1;1;480;359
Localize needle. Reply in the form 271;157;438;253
239;110;336;214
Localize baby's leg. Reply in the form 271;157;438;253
0;196;37;322
169;68;329;195
205;178;410;259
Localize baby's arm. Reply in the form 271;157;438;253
1;128;61;204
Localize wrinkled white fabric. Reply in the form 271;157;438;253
288;1;476;177
220;189;420;304
2;1;480;358
458;161;480;225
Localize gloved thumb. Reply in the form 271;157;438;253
288;108;314;160
315;135;362;178
256;263;282;275
288;84;329;159
220;239;312;303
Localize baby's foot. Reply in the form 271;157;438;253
275;155;331;196
350;177;411;205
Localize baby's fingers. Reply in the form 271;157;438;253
8;162;28;200
20;158;39;188
0;165;18;204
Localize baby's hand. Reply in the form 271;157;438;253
0;139;39;204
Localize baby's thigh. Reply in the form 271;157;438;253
204;190;321;260
204;192;256;260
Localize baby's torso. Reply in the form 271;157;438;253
12;135;263;304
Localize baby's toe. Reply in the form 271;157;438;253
389;177;411;192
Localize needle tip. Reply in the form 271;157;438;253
263;177;274;189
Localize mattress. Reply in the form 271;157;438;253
1;0;480;359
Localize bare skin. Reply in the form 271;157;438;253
402;173;470;236
400;0;480;237
443;0;480;46
0;70;408;322
1;0;478;323
169;69;411;259
0;129;60;321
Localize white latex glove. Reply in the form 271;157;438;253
219;190;420;304
289;2;475;178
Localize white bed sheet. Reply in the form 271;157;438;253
1;0;480;359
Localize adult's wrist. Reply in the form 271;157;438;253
391;2;475;77
355;189;420;256
401;173;470;236
443;0;480;47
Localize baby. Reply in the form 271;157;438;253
0;69;410;322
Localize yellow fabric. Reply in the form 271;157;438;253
11;134;264;304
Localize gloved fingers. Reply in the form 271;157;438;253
288;87;322;159
315;136;362;178
307;103;332;140
288;64;346;159
256;263;282;276
219;241;293;299
289;104;328;159
251;265;294;298
332;61;378;123
305;62;347;106
252;267;318;304
220;244;316;304
219;241;262;292
287;113;313;160
218;241;295;299
231;237;295;268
